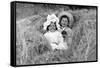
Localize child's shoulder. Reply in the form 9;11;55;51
65;27;72;32
44;31;49;36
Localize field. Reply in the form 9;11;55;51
16;3;97;65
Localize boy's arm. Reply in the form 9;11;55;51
65;28;73;46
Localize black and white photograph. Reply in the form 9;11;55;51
11;1;97;66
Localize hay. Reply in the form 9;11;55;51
16;4;97;65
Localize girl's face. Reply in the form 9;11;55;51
48;23;56;32
61;17;68;27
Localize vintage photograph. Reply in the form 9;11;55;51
16;2;97;65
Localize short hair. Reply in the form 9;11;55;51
59;15;70;27
46;22;58;31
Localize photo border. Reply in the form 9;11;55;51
10;1;98;67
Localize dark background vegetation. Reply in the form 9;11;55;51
16;3;97;65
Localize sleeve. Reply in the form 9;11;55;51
65;28;73;45
57;32;68;49
65;28;73;36
44;33;48;40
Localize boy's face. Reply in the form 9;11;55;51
48;23;56;32
61;17;68;27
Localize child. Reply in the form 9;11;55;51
43;14;67;50
58;11;74;44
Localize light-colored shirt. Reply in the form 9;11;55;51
44;31;67;50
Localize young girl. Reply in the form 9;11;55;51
43;14;67;50
58;11;74;44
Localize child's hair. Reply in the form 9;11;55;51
59;15;70;27
46;22;58;31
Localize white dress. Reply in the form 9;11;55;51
44;31;67;50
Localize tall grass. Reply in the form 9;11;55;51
16;4;97;65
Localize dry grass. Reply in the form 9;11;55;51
16;3;97;65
